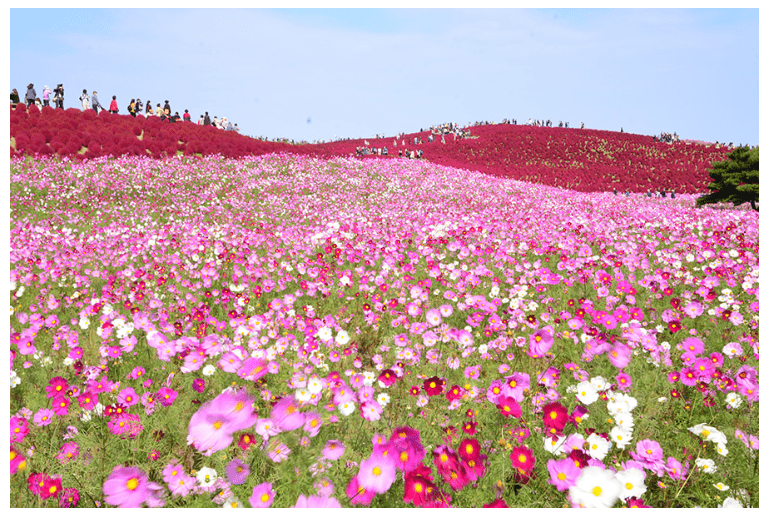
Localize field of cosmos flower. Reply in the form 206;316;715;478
9;122;759;507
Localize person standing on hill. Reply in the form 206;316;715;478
183;109;191;122
42;86;51;107
163;100;171;116
204;112;211;125
53;84;64;109
10;88;20;105
25;84;37;106
198;115;204;125
79;89;90;111
91;91;103;113
135;98;143;115
128;99;136;116
109;95;119;113
155;102;162;117
145;100;153;116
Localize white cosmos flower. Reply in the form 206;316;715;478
585;433;611;460
295;389;312;403
695;458;717;473
317;326;333;342
589;376;611;392
376;393;390;407
196;467;218;488
543;434;567;456
79;317;91;330
725;392;742;409
307;377;323;394
716;443;729;457
610;426;633;449
10;371;20;388
615;467;647;502
575;381;599;405
335;330;350;346
568;466;620;508
339;401;356;416
202;365;216;376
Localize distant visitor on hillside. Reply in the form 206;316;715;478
79;89;90;111
42;86;51;107
183;109;191;122
163;100;171;116
91;91;102;113
10;88;20;105
204;112;211;125
25;84;36;107
53;84;64;109
145;100;153;115
135;99;143;115
109;96;118;113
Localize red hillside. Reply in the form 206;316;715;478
10;103;731;194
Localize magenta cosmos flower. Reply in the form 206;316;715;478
103;466;151;508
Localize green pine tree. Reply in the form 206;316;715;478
696;146;759;211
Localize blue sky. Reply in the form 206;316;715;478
9;8;759;145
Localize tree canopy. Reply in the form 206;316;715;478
696;146;759;211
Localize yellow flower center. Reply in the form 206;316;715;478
126;478;139;491
592;486;602;497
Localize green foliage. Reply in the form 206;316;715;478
696;147;759;211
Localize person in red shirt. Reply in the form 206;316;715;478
109;96;119;114
183;109;191;122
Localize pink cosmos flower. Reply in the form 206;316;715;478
103;466;150;508
250;482;275;508
55;442;79;464
156;386;178;407
118;387;140;408
607;341;631;369
547;457;580;491
46;376;69;398
680;337;705;355
357;451;397;494
52;397;70;416
226;458;250;485
361;401;383;422
322;440;345;460
504;372;530;402
271;396;305;431
187;404;234;456
58;488;80;508
665;457;688;481
679;368;697;386
10;417;29;443
34;408;54;427
346;475;376;505
267;441;291;463
218;351;243;373
303;411;323;437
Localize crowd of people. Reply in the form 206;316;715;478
614;189;677;199
11;82;239;133
655;131;679;143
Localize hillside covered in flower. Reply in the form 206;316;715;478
9;103;732;194
10;151;759;508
